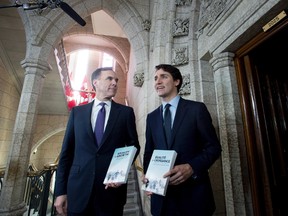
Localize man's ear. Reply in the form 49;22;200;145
93;79;97;87
175;79;180;87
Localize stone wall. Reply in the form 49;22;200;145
29;114;68;170
0;58;20;167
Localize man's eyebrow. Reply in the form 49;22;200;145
106;76;119;82
154;73;168;79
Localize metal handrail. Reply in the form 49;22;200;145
0;164;57;216
25;163;58;216
0;167;4;195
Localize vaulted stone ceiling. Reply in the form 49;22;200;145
0;0;128;115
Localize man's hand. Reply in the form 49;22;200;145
141;174;152;196
54;195;68;216
104;182;121;189
164;163;193;185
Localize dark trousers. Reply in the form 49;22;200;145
68;203;124;216
68;184;124;216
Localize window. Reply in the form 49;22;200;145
65;50;115;109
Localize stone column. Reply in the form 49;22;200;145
0;59;51;216
210;52;247;216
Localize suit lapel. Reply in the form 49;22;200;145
98;101;119;148
170;98;186;148
84;101;96;143
154;106;168;149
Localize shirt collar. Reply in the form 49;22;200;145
162;95;180;109
94;98;112;107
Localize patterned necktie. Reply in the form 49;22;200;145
95;102;106;146
164;103;172;145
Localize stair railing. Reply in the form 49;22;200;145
0;167;4;195
24;163;57;216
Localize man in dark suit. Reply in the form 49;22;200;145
54;67;140;216
143;64;222;216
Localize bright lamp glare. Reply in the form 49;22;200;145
72;50;89;90
102;53;114;67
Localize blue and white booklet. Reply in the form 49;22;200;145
142;149;177;196
103;146;137;184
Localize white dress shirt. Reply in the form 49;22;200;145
91;99;112;132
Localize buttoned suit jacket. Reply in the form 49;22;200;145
55;100;140;213
144;97;222;216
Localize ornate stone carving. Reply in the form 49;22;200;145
142;20;151;31
133;72;144;87
172;47;189;66
173;18;189;37
175;0;192;6
179;74;190;95
197;0;235;36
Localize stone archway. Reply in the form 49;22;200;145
24;0;149;74
0;1;149;214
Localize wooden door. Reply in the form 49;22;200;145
235;19;288;216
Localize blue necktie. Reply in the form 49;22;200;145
164;104;172;145
95;102;106;146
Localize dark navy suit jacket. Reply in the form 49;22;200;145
55;100;140;213
144;98;221;216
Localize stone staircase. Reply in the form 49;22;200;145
124;164;143;216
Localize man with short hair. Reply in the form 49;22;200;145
55;67;140;216
143;64;222;216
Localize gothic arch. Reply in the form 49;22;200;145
63;33;130;73
31;115;68;153
21;0;149;75
31;127;66;155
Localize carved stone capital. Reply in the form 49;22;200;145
172;46;189;66
173;18;189;37
133;72;144;87
175;0;192;6
142;20;151;31
179;74;190;95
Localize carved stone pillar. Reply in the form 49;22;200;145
210;52;248;216
0;59;51;216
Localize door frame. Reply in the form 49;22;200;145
234;18;288;216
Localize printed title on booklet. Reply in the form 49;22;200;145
153;156;171;163
116;151;130;157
